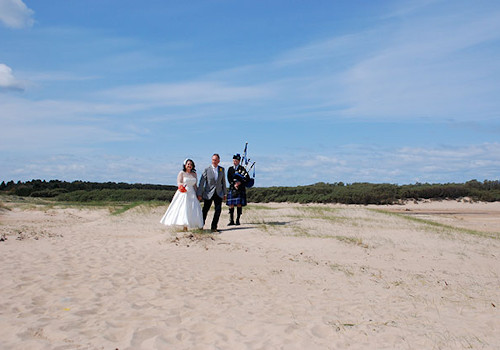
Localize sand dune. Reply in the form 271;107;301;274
1;198;499;349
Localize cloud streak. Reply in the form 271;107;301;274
0;94;148;122
0;63;25;91
227;2;500;122
337;8;500;120
100;81;273;107
0;0;34;29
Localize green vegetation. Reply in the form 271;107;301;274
1;179;499;204
247;180;500;204
0;201;10;211
56;189;175;202
329;263;355;277
246;204;277;210
0;180;176;202
110;201;165;215
0;195;167;216
332;235;369;248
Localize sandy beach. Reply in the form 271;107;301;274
0;197;499;350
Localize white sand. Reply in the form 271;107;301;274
0;198;499;349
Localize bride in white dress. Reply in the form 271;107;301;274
160;159;204;230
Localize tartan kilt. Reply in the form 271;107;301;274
226;189;247;206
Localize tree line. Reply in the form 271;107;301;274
0;180;177;202
247;180;500;204
1;179;499;204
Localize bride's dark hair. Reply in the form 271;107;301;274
183;159;196;173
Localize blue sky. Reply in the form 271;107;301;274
1;0;499;187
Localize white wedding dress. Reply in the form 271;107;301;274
160;172;204;229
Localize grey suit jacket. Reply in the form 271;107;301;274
197;165;227;200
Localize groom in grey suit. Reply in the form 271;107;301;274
197;153;227;232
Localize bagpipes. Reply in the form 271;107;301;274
235;142;256;188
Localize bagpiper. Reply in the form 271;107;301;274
227;153;251;225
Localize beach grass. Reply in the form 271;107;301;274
251;220;285;232
290;207;374;227
0;195;168;216
332;235;369;248
329;263;355;276
370;209;499;239
291;225;311;237
110;201;166;215
0;201;11;211
295;205;340;214
246;204;277;210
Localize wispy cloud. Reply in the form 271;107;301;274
0;63;25;91
273;33;369;67
0;0;34;29
337;8;500;120
100;81;273;106
27;71;100;83
0;94;148;122
0;121;140;153
213;2;500;122
382;0;441;20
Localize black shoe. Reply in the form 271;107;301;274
235;220;240;226
228;221;235;226
211;229;220;233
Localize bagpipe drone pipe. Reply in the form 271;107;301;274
235;142;256;188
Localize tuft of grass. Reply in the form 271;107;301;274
249;219;286;233
111;202;142;215
290;213;354;224
296;206;339;215
292;207;375;227
292;225;311;237
333;235;369;248
169;231;219;246
111;200;166;215
246;204;276;211
329;263;355;276
0;202;11;211
51;200;118;209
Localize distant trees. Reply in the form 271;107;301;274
246;180;500;204
1;179;499;204
0;179;177;202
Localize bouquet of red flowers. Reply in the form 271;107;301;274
178;185;187;193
